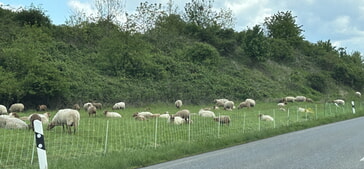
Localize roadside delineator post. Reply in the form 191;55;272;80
34;120;48;169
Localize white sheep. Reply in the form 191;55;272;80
355;91;361;98
92;102;102;109
332;99;345;106
0;116;28;129
83;102;93;111
224;101;234;110
112;102;126;110
298;107;314;113
245;99;256;107
21;112;51;124
295;96;306;102
277;102;286;108
159;112;170;119
214;99;229;107
0;105;8;115
284;96;295;102
87;105;97;117
104;110;122;118
259;114;274;121
174;109;191;122
175;100;183;109
48;109;80;134
198;109;216;118
238;101;251;109
168;116;186;125
9;103;24;112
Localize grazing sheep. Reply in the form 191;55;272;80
9;103;25;112
355;91;361;98
133;114;147;121
245;99;256;107
83;102;93;111
104;111;122;118
0;105;8;115
112;102;126;110
198;109;216;118
214;99;229;107
175;109;191;122
332;99;345;106
238;101;251;109
73;104;81;110
224;101;234;110
259;114;274;121
284;96;295;103
168;116;186;125
92;102;102;109
48;109;80;134
295;96;306;102
0;116;28;129
175;100;183;109
87;106;97;117
38;105;47;111
29;114;42;131
213;115;231;125
20;112;50;124
306;98;313;103
298;107;314;113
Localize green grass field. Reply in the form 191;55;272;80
1;101;363;169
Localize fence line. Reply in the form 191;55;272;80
0;103;360;168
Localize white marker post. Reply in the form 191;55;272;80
352;101;356;114
34;120;48;169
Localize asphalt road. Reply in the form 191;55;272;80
140;117;364;169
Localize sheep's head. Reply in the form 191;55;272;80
104;111;108;115
47;123;55;130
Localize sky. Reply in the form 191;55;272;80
1;0;364;55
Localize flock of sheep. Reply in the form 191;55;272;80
0;91;361;133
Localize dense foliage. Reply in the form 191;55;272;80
0;1;363;109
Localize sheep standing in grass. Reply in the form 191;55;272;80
9;103;24;112
0;105;8;115
0;116;28;129
20;112;50;124
332;99;345;106
224;101;234;111
245;99;256;107
295;96;306;102
283;96;295;103
112;102;125;110
83;102;92;111
175;100;183;109
87;105;97;117
238;101;251;109
29;114;42;131
213;115;231;125
168;116;186;125
73;104;81;110
198;109;216;118
92;102;102;109
259;114;274;121
48;109;80;134
104;111;122;118
174;109;191;122
355;91;361;98
214;99;229;107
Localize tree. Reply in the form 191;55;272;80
264;11;303;44
14;4;51;27
243;25;269;62
183;0;234;29
94;0;125;23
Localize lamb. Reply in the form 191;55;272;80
112;102;125;110
92;102;102;109
48;109;80;134
38;104;47;111
175;100;183;109
29;114;42;131
198;109;216;118
9;103;24;112
213;115;231;125
259;114;274;121
87;105;97;117
224;101;234;110
104;110;122;118
0;105;8;115
0;116;28;129
174;109;191;122
355;91;361;98
295;96;306;102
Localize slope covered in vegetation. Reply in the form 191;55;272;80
0;1;363;109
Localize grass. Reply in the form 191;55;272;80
1;101;363;169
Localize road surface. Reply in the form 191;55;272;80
141;117;364;169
